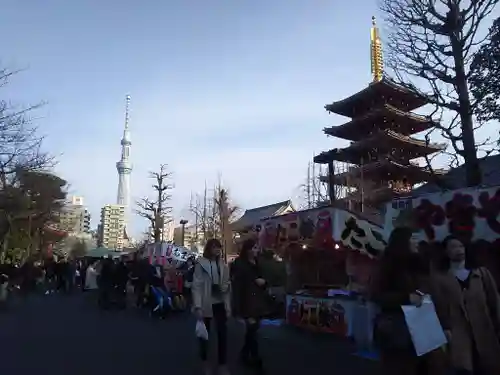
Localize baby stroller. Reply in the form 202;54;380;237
149;285;172;319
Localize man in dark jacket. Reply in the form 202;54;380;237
129;258;149;308
113;259;129;309
98;256;114;308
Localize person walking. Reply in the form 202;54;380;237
192;239;231;375
44;257;57;295
231;238;269;373
433;235;500;375
371;227;447;375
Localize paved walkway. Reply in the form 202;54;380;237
0;293;379;374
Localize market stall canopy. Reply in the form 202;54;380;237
232;200;295;232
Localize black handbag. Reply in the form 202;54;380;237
373;312;413;351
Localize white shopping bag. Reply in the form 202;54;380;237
195;320;209;340
401;295;447;356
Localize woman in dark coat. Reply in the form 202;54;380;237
372;227;448;375
232;238;269;372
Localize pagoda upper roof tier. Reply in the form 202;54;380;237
323;104;437;141
325;77;428;118
319;159;446;186
341;185;412;205
314;130;446;165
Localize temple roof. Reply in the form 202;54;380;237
325;77;428;118
314;130;446;165
232;200;295;232
319;159;447;186
323;104;437;141
412;154;500;195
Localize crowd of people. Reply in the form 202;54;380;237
0;253;197;315
372;229;500;375
2;230;499;375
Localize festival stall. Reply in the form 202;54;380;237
144;242;199;267
258;207;385;340
386;185;500;282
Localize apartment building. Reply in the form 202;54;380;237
99;204;126;249
56;196;91;234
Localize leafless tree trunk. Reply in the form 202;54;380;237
380;0;499;186
135;164;173;242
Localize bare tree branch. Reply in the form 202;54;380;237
380;0;499;186
135;164;174;242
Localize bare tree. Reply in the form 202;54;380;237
187;181;240;247
135;164;173;242
380;0;499;186
0;68;53;189
0;67;57;259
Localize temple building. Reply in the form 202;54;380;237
314;17;446;223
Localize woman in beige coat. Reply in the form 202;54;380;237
433;235;500;375
192;239;231;375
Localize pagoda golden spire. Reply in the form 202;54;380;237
370;16;383;82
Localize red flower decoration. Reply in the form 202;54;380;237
477;188;500;235
444;193;477;242
415;199;445;240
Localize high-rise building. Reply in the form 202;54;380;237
56;196;91;234
99;204;126;249
116;95;132;220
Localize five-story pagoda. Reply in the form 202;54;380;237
314;17;446;221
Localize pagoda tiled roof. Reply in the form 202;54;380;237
342;185;412;204
323;104;437;141
319;159;447;186
314;130;446;165
324;77;428;118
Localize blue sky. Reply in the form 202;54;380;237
3;1;495;237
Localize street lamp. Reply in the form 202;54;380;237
180;219;188;247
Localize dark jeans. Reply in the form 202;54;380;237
199;303;227;365
241;319;261;362
98;283;112;308
134;283;145;307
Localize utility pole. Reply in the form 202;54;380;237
307;162;312;209
203;182;207;242
180;219;188;247
312;158;317;207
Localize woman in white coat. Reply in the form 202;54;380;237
192;239;231;375
85;262;99;291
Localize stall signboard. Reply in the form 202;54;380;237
385;186;500;243
285;294;353;336
146;242;199;266
258;207;386;258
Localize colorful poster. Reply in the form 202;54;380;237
385;186;500;243
285;294;353;336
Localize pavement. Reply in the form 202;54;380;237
0;293;380;374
